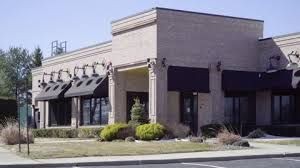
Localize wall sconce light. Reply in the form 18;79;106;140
286;51;300;70
266;55;280;73
216;61;222;72
162;58;167;68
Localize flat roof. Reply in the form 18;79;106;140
259;32;300;41
43;40;112;61
112;7;264;24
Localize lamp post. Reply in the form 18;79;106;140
26;78;30;155
16;68;21;152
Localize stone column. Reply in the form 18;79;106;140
38;101;45;128
71;97;80;128
148;58;168;124
45;101;49;128
108;71;116;124
256;91;271;125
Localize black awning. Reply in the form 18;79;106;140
64;75;108;98
35;81;72;101
260;70;293;90
222;69;294;91
222;70;261;92
168;66;209;93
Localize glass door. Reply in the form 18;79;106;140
180;92;198;135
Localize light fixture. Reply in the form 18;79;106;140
266;55;280;73
286;51;300;70
161;58;167;68
216;61;222;72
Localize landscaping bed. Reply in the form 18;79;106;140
3;141;218;159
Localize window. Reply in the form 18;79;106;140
272;95;295;124
81;97;109;125
49;98;71;126
224;94;255;125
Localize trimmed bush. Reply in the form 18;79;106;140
166;123;190;138
232;140;250;147
217;129;241;145
0;121;34;145
78;128;103;138
100;123;132;141
136;123;165;141
32;128;78;138
129;98;148;124
247;129;265;139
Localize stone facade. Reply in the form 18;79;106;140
32;7;300;133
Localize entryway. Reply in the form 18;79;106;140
126;92;149;122
180;92;198;135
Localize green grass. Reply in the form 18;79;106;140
260;140;300;146
4;141;217;159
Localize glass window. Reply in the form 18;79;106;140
224;96;251;125
49;99;71;126
272;95;295;124
81;97;109;125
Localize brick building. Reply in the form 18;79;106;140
32;8;300;136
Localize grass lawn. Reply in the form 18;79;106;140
259;140;300;146
3;141;218;159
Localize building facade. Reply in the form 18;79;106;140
32;8;300;136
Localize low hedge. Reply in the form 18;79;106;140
32;127;103;138
100;123;134;141
136;123;165;140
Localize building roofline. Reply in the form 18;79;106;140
259;32;300;41
111;7;264;24
43;40;112;61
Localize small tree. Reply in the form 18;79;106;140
130;98;148;125
31;47;43;68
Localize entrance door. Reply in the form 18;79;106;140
180;92;198;135
127;92;148;122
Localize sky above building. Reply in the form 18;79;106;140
0;0;299;57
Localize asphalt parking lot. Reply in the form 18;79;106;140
71;157;300;168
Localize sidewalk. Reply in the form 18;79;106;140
1;142;300;167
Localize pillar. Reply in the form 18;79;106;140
71;97;80;128
148;58;168;124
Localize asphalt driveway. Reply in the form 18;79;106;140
78;157;300;168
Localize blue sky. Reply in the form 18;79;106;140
0;0;299;57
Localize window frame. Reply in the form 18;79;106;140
80;96;109;126
271;93;296;124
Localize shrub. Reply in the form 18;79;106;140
232;140;250;147
200;124;224;138
190;137;203;143
217;129;241;145
128;120;141;129
247;129;265;139
0;121;34;145
166;123;190;138
78;128;103;138
100;123;131;141
129;98;148;124
125;136;135;142
32;128;78;138
136;123;165;141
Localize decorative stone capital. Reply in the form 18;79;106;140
147;58;168;75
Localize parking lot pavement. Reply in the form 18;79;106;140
71;157;300;168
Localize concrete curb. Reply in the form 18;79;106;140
1;153;300;168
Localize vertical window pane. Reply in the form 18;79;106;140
92;98;101;125
225;97;233;123
240;97;248;123
281;96;290;123
100;97;109;125
273;96;280;123
82;99;90;125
